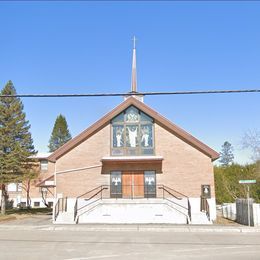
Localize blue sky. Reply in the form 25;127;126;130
0;2;259;164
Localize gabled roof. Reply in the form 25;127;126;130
48;97;219;162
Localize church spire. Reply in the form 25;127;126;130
124;36;143;102
131;36;137;92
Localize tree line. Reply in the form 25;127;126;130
215;141;260;204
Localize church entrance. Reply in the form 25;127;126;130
110;170;156;198
122;172;144;198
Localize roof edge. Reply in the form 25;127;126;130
48;97;219;162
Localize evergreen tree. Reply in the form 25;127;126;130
219;141;234;166
0;81;36;214
48;114;72;152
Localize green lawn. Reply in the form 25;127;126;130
0;207;52;221
6;207;52;215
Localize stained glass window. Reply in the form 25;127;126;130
111;106;154;155
144;171;156;198
110;171;122;198
112;125;124;147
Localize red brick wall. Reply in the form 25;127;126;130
155;124;215;198
56;125;110;197
55;122;215;198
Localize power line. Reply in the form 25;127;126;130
0;89;260;98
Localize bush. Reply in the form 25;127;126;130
214;163;260;204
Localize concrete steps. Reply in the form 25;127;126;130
54;198;77;224
77;198;189;224
191;212;212;225
55;212;76;224
54;198;212;225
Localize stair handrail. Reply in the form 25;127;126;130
162;198;190;223
75;198;102;223
54;198;60;221
77;185;104;199
187;198;192;223
158;184;191;223
205;199;210;221
159;186;182;200
162;197;188;211
74;185;108;222
200;197;210;221
72;184;194;224
77;186;108;211
74;198;78;222
54;197;68;221
159;185;188;198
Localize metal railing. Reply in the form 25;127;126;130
158;185;191;223
74;186;108;222
201;197;210;221
158;185;188;200
54;197;67;221
73;184;191;223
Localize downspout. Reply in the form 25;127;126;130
52;161;57;222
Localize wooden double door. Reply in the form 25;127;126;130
122;172;144;198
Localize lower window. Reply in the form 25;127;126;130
110;171;122;198
144;171;156;198
34;202;40;207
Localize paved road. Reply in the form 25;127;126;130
1;216;260;259
0;227;260;260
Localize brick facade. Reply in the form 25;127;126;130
55;122;215;199
6;98;216;206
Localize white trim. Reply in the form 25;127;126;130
101;156;163;161
56;164;102;175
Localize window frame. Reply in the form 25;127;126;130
40;160;48;171
144;171;156;198
33;201;40;207
111;106;155;156
110;171;122;198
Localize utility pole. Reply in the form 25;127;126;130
247;185;250;227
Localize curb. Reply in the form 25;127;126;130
0;224;260;233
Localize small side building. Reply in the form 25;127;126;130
1;153;55;209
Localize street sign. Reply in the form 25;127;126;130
238;179;256;227
239;180;256;184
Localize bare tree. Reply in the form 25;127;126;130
242;129;260;162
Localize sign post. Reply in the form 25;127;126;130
238;180;256;226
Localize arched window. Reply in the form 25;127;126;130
111;106;154;156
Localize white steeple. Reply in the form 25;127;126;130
131;36;137;93
124;36;143;102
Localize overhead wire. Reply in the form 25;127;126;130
0;89;259;98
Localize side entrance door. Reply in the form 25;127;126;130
122;172;144;198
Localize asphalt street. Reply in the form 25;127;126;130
1;215;260;260
0;227;260;260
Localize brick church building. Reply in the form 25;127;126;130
3;41;219;224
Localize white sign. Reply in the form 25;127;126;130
239;180;256;184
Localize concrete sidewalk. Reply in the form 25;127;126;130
1;222;260;233
1;215;260;233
